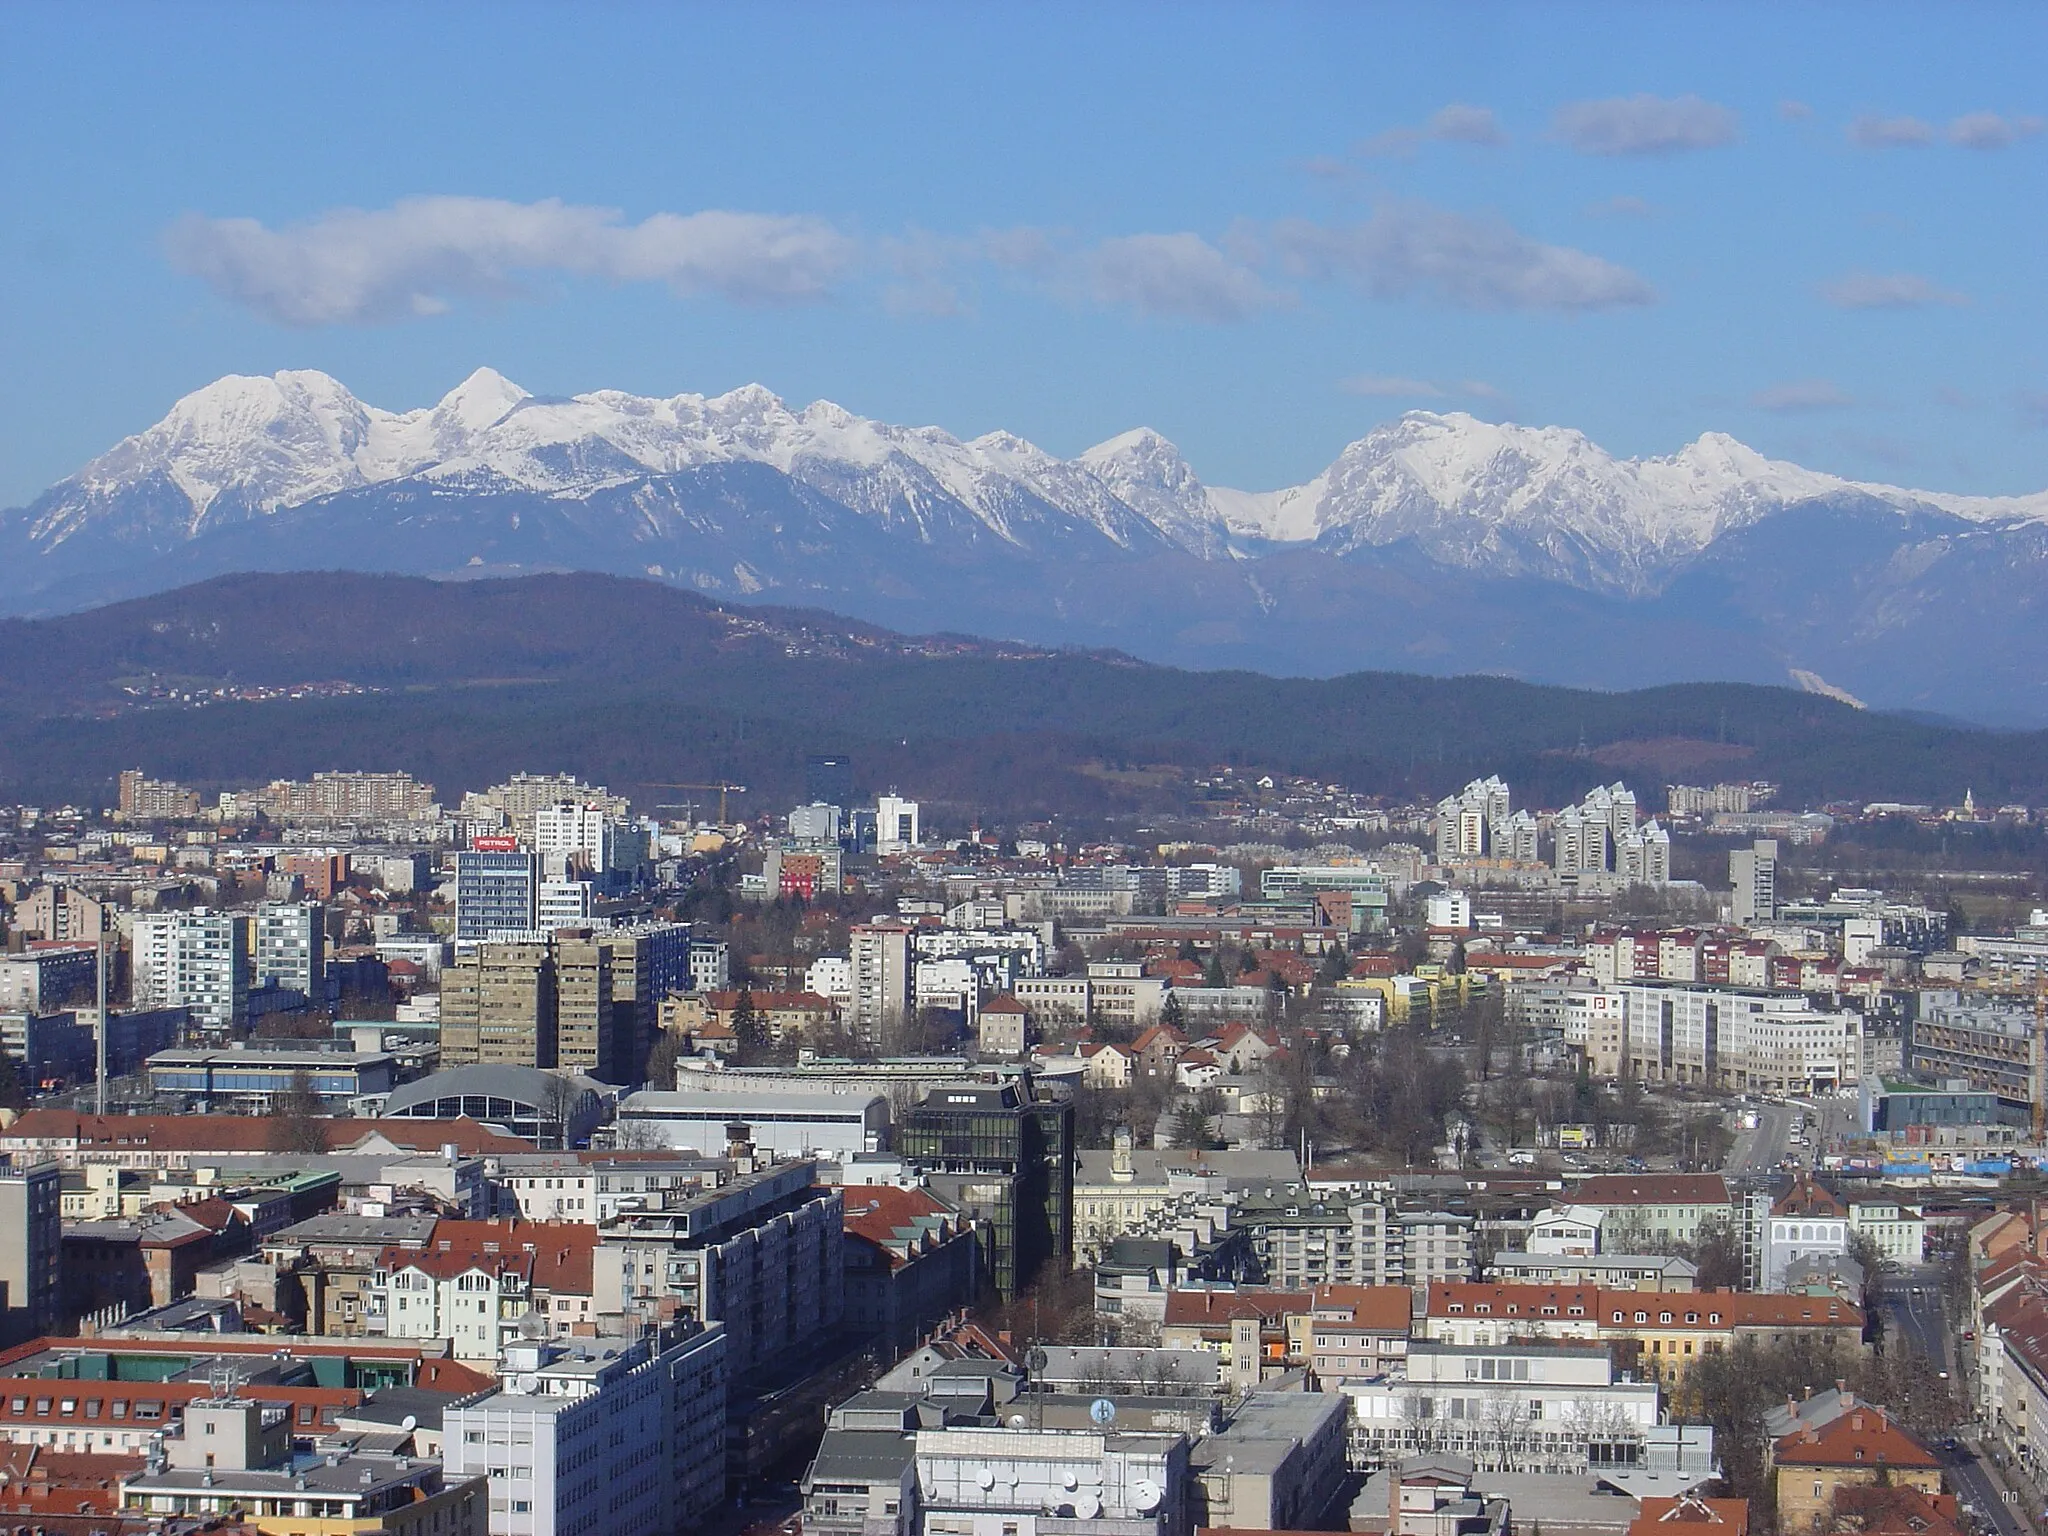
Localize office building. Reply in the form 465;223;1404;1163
441;941;557;1067
0;946;96;1013
534;800;621;879
1595;982;1862;1095
0;1156;61;1345
806;754;854;811
254;900;326;996
876;794;920;854
898;1077;1074;1298
615;1085;889;1160
456;849;541;942
789;802;843;842
1731;840;1779;925
537;879;594;929
131;909;253;1034
445;1327;727;1536
1191;1391;1350;1531
689;940;730;992
1907;1002;2040;1106
553;925;689;1084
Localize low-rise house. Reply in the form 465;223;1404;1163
1769;1403;1941;1532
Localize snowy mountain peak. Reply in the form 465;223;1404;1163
19;369;2048;595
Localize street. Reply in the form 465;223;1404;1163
1725;1099;1795;1178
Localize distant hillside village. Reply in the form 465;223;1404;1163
0;758;2044;1536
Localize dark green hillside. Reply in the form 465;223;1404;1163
0;570;2038;816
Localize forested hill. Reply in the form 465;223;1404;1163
0;570;2039;817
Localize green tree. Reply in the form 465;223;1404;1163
0;1051;27;1112
1203;954;1227;989
731;988;765;1062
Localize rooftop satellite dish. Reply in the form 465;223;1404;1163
978;1468;996;1491
1089;1398;1117;1426
1073;1493;1102;1519
1133;1479;1162;1514
400;1415;418;1433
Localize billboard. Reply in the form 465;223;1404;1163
470;835;520;852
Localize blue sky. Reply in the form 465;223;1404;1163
3;2;2044;507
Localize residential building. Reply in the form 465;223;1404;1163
254;901;326;996
442;1325;728;1536
119;1394;473;1531
533;800;621;879
841;1185;982;1355
1731;840;1779;925
1569;1175;1733;1251
1605;983;1861;1095
131;909;253;1034
1234;1190;1473;1293
851;921;913;1044
1305;1284;1414;1386
0;946;96;1012
592;1160;845;1376
1769;1404;1942;1532
537;880;593;929
976;994;1029;1058
1907;1002;2040;1106
455;850;541;943
1190;1391;1349;1531
1489;1252;1699;1291
117;769;202;822
11;886;109;944
0;1156;61;1345
899;1077;1074;1299
261;772;439;824
1848;1201;1926;1267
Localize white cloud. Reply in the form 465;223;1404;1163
165;196;855;326
1820;271;1968;310
1948;111;2046;148
1551;94;1740;156
1426;104;1509;147
1749;379;1855;412
1360;103;1508;156
1081;233;1286;322
1848;114;1935;148
1341;375;1447;398
1778;99;1814;121
1273;204;1655;311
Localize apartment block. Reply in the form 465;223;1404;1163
441;941;558;1068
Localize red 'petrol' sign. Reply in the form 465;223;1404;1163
470;835;520;852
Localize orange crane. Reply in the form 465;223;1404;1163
647;782;749;824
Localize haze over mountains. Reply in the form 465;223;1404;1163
8;369;2048;724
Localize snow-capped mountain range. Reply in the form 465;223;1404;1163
8;368;2048;722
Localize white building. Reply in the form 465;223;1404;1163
1763;1180;1850;1292
615;1087;890;1160
533;800;619;879
1526;1206;1603;1257
789;803;843;842
537;880;594;929
1426;892;1473;930
1731;839;1780;925
1849;1200;1926;1267
444;1326;727;1536
806;955;854;1006
253;900;325;996
1343;1340;1662;1473
131;909;252;1034
914;958;981;1023
850;921;912;1042
1611;982;1861;1094
876;795;921;854
915;1423;1187;1536
688;940;729;992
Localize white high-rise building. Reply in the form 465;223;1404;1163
1731;839;1780;925
788;802;843;842
131;909;253;1034
1435;776;1514;861
875;794;920;853
534;800;618;878
1619;821;1672;887
849;920;912;1041
254;901;325;996
443;1326;728;1536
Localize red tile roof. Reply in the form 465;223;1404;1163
1628;1496;1751;1536
1309;1284;1412;1331
1163;1289;1312;1328
1773;1406;1940;1469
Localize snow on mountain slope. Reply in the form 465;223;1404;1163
18;370;2048;588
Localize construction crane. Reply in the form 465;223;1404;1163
647;782;749;824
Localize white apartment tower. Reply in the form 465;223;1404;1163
254;901;326;996
849;920;912;1042
132;909;253;1034
1730;839;1780;924
1435;776;1514;862
534;800;618;878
